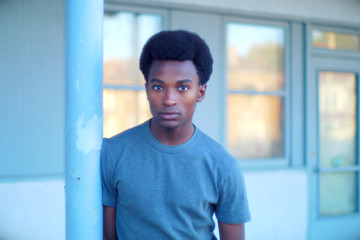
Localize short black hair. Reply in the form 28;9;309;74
139;30;213;85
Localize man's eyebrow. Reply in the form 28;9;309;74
177;79;192;84
149;79;193;84
149;78;164;84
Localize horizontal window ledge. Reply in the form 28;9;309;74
315;166;360;173
227;90;287;96
237;158;290;170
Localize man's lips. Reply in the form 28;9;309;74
158;112;180;120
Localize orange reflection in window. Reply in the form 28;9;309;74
319;71;356;168
103;89;151;138
227;23;285;91
312;30;360;51
227;95;284;159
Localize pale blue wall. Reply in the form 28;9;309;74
0;0;65;177
0;180;65;240
1;0;359;239
0;1;65;238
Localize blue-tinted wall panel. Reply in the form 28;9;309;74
0;0;65;177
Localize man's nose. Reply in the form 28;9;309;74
163;89;177;106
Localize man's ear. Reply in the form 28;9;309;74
197;84;207;102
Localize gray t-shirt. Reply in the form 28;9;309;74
101;120;250;239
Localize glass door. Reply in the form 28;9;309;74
307;57;360;240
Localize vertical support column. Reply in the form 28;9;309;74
65;0;103;239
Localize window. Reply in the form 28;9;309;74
103;10;164;137
318;71;358;216
312;29;360;51
225;21;288;162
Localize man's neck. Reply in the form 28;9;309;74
149;119;195;146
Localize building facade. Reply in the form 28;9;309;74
1;0;360;239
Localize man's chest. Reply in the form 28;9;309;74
113;153;219;218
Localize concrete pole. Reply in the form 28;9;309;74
65;0;103;239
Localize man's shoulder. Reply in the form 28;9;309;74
197;129;227;153
195;130;243;184
196;129;235;163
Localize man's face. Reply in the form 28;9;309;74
145;60;207;131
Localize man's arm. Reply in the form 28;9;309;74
218;221;245;240
103;205;117;240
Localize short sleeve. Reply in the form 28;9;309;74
215;162;251;224
101;138;117;207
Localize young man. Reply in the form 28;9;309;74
101;30;251;240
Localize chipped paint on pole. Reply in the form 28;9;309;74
65;0;103;239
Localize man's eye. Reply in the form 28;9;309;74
152;85;163;90
178;86;189;91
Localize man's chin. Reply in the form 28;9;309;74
159;121;180;130
153;118;181;130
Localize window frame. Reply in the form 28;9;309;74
306;36;360;238
309;24;360;58
222;17;291;168
306;24;360;221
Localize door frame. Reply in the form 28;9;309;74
306;55;360;239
